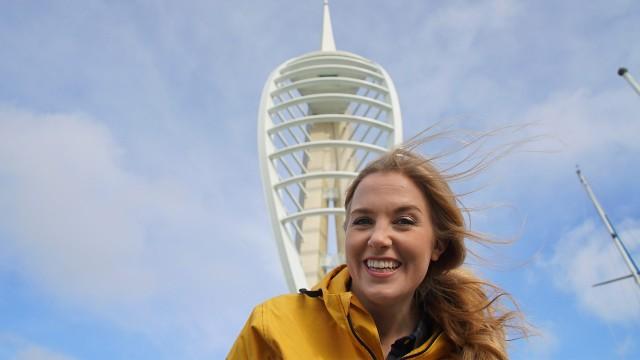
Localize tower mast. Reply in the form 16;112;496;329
576;167;640;289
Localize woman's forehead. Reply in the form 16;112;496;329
350;172;427;209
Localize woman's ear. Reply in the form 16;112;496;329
431;238;448;261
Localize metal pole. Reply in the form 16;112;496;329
576;166;640;288
618;67;640;97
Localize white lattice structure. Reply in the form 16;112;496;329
258;1;403;292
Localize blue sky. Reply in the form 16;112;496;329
1;0;639;359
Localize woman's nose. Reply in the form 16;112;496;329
367;223;392;248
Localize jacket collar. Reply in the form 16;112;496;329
309;265;452;359
312;264;354;318
312;265;386;359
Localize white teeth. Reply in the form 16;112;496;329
366;259;400;271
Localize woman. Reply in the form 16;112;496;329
228;147;523;359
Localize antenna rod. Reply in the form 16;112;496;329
576;166;640;288
321;0;336;51
618;67;640;97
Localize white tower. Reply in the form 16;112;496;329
258;1;403;292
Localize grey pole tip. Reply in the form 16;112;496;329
618;67;628;76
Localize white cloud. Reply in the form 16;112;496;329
518;88;640;156
0;106;285;356
458;84;640;228
0;333;76;360
13;346;76;360
0;107;159;306
541;218;640;324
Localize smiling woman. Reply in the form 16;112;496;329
228;147;525;360
345;171;446;356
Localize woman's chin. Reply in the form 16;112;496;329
358;286;412;307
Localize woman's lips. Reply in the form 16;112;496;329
363;258;401;278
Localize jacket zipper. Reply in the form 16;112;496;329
347;314;377;360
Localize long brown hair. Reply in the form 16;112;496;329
344;147;526;359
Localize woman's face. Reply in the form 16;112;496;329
346;171;443;308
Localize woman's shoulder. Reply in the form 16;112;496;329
253;290;326;315
244;290;336;335
253;293;301;310
239;291;334;344
228;293;322;359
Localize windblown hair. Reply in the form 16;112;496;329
344;147;526;360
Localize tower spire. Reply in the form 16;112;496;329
321;0;336;51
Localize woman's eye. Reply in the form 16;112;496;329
352;217;373;226
395;216;416;225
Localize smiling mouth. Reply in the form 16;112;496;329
365;259;401;272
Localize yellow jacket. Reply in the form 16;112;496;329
227;265;452;359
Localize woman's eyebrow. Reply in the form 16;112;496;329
349;207;372;215
350;205;424;215
395;205;424;214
